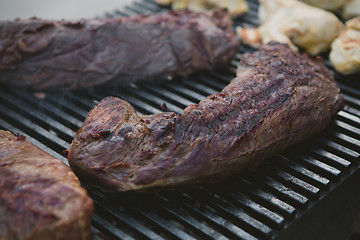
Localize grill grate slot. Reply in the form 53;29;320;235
0;103;70;153
309;148;352;170
141;84;194;108
154;193;235;240
337;110;360;128
44;94;91;120
291;154;342;180
91;193;168;240
0;92;75;142
275;156;330;188
229;192;285;229
236;178;297;219
1;1;360;240
124;195;203;240
334;120;360;139
208;187;286;230
163;83;210;103
257;176;309;209
164;192;260;240
269;169;320;200
91;214;137;240
316;138;360;162
191;187;273;239
326;130;360;153
9;89;84;129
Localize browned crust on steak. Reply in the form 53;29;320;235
0;130;93;240
68;42;344;192
0;9;238;90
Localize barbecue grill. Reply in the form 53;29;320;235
1;0;360;239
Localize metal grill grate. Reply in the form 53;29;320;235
1;0;360;239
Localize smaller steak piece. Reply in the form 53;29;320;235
0;130;93;240
0;9;238;90
68;43;344;192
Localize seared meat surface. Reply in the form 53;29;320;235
0;9;238;90
0;130;93;240
68;43;344;192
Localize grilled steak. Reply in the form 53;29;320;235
0;9;238;90
68;42;344;192
0;130;93;240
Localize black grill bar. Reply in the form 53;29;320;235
270;169;320;199
240;181;297;219
154;194;230;240
163;192;260;240
217;189;285;229
92;214;136;240
292;154;342;179
1;0;360;239
274;156;330;188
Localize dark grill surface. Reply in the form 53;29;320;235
1;1;360;239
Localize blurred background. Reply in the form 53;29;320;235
0;0;134;20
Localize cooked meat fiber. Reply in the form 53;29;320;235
68;43;344;192
0;130;93;240
0;9;238;90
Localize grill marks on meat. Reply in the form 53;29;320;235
68;43;344;192
0;130;93;240
0;9;238;90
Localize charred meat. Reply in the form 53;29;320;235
68;42;344;192
0;130;93;240
0;9;238;90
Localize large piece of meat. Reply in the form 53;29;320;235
0;130;93;240
0;9;238;90
68;42;344;192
